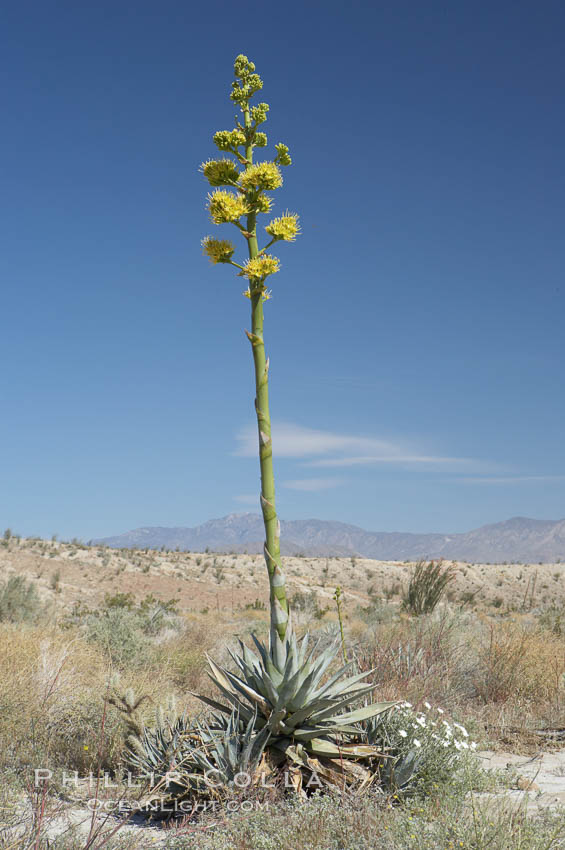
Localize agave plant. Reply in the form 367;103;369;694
126;709;197;779
125;709;271;809
117;635;396;806
192;709;272;788
197;56;396;785
196;631;396;765
114;55;399;810
123;700;206;803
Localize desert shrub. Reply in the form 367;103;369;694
79;593;181;666
245;598;266;611
86;608;151;667
356;599;398;625
103;591;136;609
363;701;478;795
356;610;470;712
0;575;44;623
383;582;402;600
137;593;180;636
150;621;217;691
538;605;565;636
289;588;329;621
402;560;454;615
471;621;565;705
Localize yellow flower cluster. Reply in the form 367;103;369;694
201;237;235;264
255;194;274;214
207;190;249;224
201;158;239;187
241;254;280;282
239;161;282;191
265;213;300;242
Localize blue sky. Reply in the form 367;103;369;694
1;0;563;540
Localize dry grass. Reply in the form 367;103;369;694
355;609;469;714
351;609;565;749
472;619;565;705
0;619;223;781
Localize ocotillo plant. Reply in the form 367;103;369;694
201;55;299;647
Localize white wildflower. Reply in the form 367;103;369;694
424;702;431;710
398;729;408;738
413;739;421;748
437;707;444;714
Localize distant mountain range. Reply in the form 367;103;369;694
94;514;565;562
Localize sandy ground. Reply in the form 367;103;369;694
478;749;565;813
4;750;565;848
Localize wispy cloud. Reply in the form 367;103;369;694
234;494;259;505
306;455;467;468
234;421;471;468
283;477;344;492
235;422;393;458
457;475;565;485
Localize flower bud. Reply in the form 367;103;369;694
251;103;270;125
274;143;292;166
213;130;246;151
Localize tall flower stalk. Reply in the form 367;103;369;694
201;56;299;649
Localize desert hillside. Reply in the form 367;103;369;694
1;534;563;616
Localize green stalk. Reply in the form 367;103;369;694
333;586;347;662
243;105;290;646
